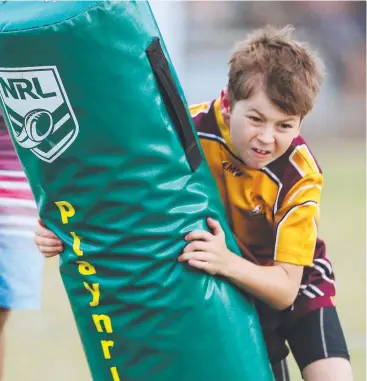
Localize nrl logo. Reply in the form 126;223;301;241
0;66;79;163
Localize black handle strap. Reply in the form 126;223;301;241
146;37;202;172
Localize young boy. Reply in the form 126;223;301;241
34;26;352;381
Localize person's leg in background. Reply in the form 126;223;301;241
0;233;44;380
0;308;10;379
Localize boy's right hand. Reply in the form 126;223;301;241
34;220;64;258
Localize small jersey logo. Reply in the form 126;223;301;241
249;204;263;217
0;66;79;163
247;193;270;219
222;160;243;177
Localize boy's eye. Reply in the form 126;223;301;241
248;116;261;123
279;123;292;129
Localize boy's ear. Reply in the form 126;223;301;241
220;88;231;118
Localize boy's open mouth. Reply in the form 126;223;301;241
252;148;270;155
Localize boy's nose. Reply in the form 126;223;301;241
257;128;275;144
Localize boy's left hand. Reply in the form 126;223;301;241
178;217;235;276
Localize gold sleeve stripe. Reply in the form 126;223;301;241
274;200;318;260
289;144;320;177
285;184;322;205
189;102;210;118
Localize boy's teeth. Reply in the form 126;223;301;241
255;148;267;154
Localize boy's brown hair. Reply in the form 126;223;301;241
228;25;325;118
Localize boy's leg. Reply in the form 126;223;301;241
272;359;291;381
302;358;353;381
281;242;352;380
286;307;352;381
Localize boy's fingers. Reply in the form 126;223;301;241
187;259;210;271
38;245;63;254
183;240;209;253
35;224;59;240
42;250;62;258
187;259;216;275
38;244;63;253
34;235;63;247
207;217;223;236
178;251;210;263
185;230;212;241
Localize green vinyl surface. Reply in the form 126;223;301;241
0;2;274;380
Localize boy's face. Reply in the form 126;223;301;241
225;89;302;169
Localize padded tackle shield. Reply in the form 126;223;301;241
0;2;274;381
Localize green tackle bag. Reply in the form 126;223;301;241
0;2;274;381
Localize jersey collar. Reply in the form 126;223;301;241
213;96;238;157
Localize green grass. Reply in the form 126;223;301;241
4;140;366;381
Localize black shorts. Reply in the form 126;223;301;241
272;359;291;381
272;307;350;380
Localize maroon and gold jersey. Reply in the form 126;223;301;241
190;98;336;313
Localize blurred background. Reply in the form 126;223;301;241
4;2;366;381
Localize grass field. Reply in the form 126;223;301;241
4;139;365;381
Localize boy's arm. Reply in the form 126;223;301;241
230;172;323;309
225;256;303;310
239;172;323;308
179;218;303;310
180;173;323;310
237;172;323;307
